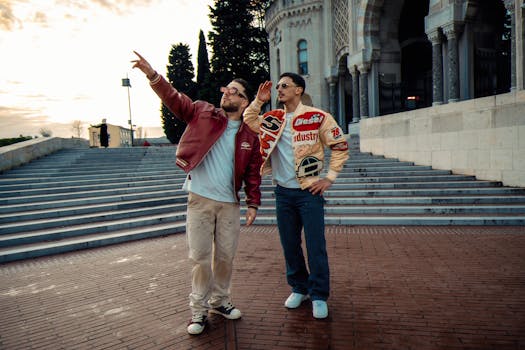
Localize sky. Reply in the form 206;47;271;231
0;0;213;139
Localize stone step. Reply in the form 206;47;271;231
322;187;525;197
0;191;187;214
337;170;454;177
257;181;502;192
0;168;185;180
325;175;476;183
0;203;187;235
0;169;454;184
342;165;434;172
0;221;186;263
10;160;433;176
247;204;525;215
320;195;525;205
258;175;475;185
0;184;185;205
0;212;186;248
0;196;188;224
0;177;188;197
251;215;525;226
0;173;186;190
256;196;525;206
3;166;179;177
341;161;417;167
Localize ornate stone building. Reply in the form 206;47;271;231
266;0;518;129
265;0;525;187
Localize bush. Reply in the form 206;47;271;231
0;136;33;147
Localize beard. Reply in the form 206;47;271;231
221;102;239;113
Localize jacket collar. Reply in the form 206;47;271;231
283;101;304;115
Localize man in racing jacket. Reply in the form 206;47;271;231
244;73;349;319
132;51;262;335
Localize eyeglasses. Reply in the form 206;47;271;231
275;83;298;90
220;86;247;99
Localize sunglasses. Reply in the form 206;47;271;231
220;86;247;99
275;83;298;90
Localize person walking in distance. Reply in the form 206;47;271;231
132;51;262;335
244;73;349;319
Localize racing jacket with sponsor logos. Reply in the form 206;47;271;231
243;99;349;190
149;75;262;207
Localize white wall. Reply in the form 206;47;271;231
360;91;525;187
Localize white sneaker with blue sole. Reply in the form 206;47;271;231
284;292;309;308
312;300;328;319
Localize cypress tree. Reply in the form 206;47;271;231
196;30;213;102
207;0;270;106
161;43;196;144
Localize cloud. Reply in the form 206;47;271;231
0;105;44;137
32;11;48;26
92;0;157;9
56;0;160;16
0;0;161;31
1;0;212;139
0;105;43;119
0;0;21;31
0;105;77;138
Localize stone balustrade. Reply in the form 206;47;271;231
0;137;89;172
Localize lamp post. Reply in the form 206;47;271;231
121;75;133;147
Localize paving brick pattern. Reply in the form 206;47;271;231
0;225;524;350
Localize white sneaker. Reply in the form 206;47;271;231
312;300;328;319
209;301;242;320
284;293;308;308
187;313;207;335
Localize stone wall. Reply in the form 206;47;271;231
360;91;525;187
0;137;89;172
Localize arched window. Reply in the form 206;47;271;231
298;39;308;75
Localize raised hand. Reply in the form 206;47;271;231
131;51;156;79
256;81;272;103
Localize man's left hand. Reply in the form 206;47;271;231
308;178;333;196
245;207;257;226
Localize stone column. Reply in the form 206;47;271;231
504;0;517;91
358;64;369;119
326;75;339;122
351;67;360;123
427;30;444;105
443;24;461;102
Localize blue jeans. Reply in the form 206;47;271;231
274;185;329;301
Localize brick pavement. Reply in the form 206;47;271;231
0;225;524;350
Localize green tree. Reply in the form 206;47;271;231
196;30;214;102
250;0;272;84
162;43;196;144
207;0;270;106
0;135;32;147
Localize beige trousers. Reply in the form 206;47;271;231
186;192;241;314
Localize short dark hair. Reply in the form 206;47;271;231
279;72;305;95
232;78;254;102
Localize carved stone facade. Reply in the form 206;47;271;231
265;0;521;132
332;0;349;58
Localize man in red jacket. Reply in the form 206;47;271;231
132;51;262;335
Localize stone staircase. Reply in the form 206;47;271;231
254;136;525;225
1;138;524;263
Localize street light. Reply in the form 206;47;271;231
121;75;133;147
